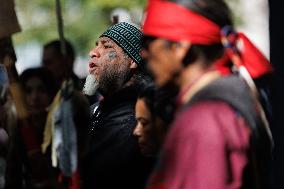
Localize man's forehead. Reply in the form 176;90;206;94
97;36;115;44
96;36;124;52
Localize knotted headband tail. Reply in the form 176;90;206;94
220;26;273;78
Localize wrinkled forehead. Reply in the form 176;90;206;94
97;36;125;55
97;36;118;47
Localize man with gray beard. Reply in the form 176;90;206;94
81;22;153;189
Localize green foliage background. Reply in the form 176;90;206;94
14;0;146;56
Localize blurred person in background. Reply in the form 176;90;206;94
0;65;15;189
142;0;273;188
20;68;58;124
134;83;174;157
41;39;90;189
5;67;61;189
42;39;82;90
0;0;21;187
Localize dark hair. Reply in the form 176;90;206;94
169;0;233;27
138;83;175;124
43;39;75;62
169;0;233;66
138;84;156;114
20;67;59;98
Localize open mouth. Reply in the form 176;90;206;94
89;62;96;68
89;62;98;74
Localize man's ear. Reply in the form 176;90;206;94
130;60;138;69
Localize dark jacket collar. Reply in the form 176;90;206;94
101;84;140;108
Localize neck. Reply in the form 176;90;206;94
178;60;207;92
123;73;138;89
102;77;136;99
177;60;220;106
30;112;47;133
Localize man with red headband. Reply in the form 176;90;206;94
142;0;273;188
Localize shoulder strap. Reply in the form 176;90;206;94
183;75;272;189
184;75;257;131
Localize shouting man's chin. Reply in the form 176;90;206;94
83;74;99;96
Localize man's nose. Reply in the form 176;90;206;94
133;123;142;137
89;48;100;59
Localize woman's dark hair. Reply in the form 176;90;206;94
20;67;59;98
138;84;156;115
169;0;234;66
138;83;175;124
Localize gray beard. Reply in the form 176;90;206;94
83;74;99;96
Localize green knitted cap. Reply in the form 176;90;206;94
101;22;144;66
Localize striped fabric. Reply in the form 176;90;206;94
101;22;143;65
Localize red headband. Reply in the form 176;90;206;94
143;0;273;78
143;0;221;44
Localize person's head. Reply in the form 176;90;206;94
133;84;172;156
84;22;145;97
42;39;75;82
20;67;58;115
142;0;233;89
